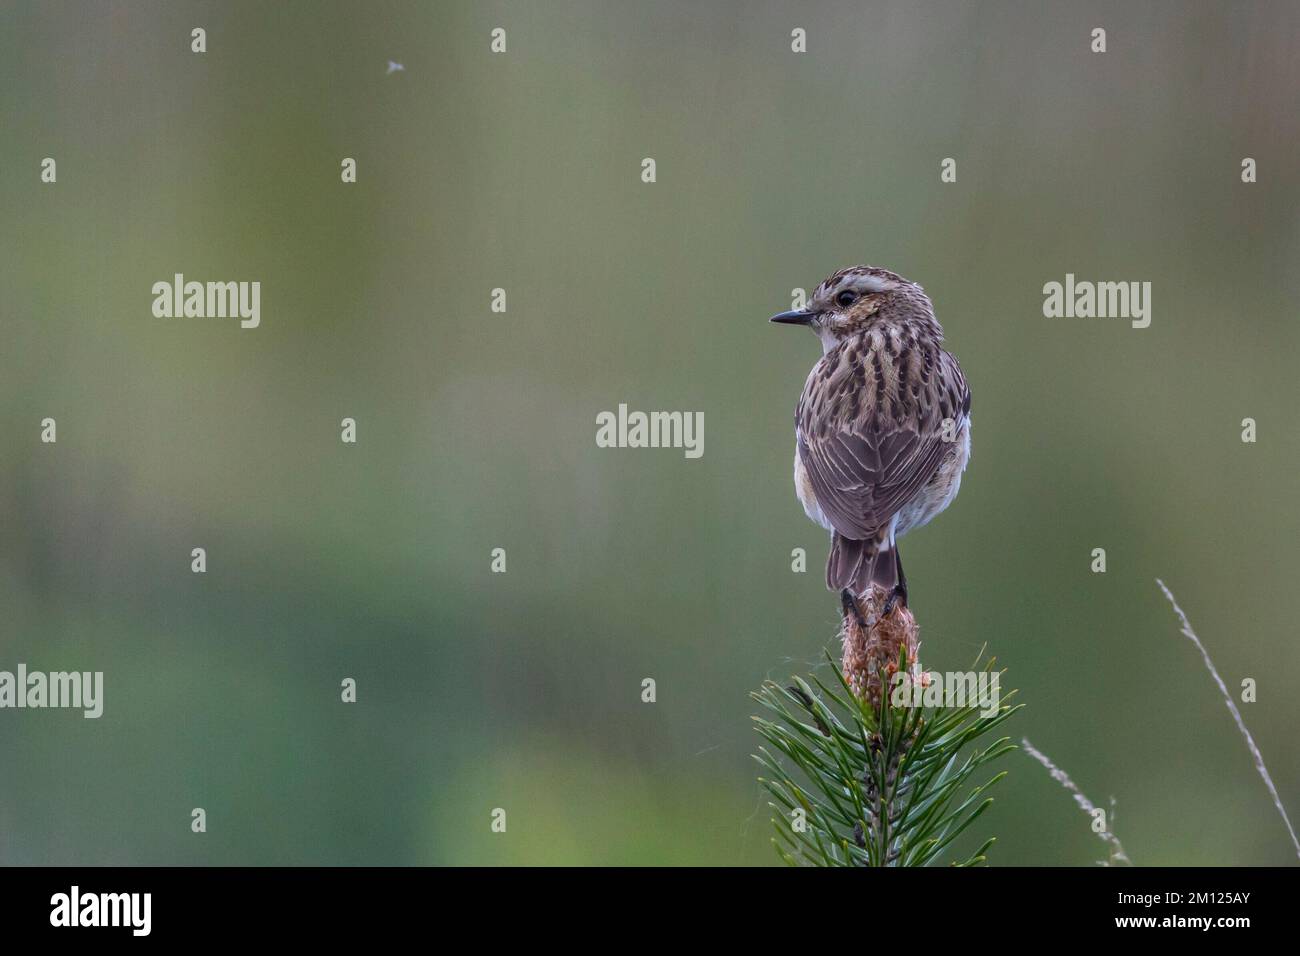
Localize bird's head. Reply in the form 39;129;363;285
770;266;940;350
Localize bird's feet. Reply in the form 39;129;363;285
840;589;867;629
880;583;908;618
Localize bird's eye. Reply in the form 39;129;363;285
835;290;859;308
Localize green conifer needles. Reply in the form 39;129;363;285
752;652;1020;867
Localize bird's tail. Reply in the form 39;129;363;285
826;530;898;597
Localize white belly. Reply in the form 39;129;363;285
895;417;971;537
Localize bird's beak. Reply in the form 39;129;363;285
769;309;817;326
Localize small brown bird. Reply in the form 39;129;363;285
772;266;970;614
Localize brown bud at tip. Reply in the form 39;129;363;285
840;586;922;708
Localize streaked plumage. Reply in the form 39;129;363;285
773;266;971;605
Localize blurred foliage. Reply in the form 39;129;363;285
2;1;1299;864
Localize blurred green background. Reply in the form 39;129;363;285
2;0;1298;865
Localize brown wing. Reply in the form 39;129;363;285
796;340;967;541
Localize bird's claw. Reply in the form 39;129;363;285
840;589;867;629
880;584;908;618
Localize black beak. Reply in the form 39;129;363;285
769;309;817;326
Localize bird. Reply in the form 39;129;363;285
771;265;970;616
386;61;405;75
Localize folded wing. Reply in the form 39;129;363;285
796;344;966;541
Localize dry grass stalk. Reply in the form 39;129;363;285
1021;737;1131;865
1156;578;1300;861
